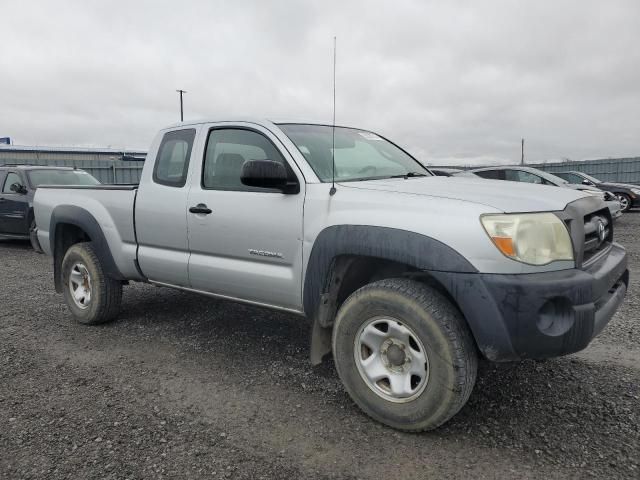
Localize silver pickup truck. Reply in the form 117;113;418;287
34;119;629;431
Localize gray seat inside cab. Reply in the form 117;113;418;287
213;153;246;187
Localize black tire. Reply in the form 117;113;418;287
61;242;122;325
332;278;477;431
617;193;632;212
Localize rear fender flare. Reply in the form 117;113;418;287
50;205;124;292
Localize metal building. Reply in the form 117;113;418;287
0;145;146;184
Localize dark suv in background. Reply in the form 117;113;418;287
554;171;640;212
0;165;99;249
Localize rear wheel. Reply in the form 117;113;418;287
616;193;631;212
332;278;477;431
61;242;122;325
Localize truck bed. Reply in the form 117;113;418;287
34;185;143;281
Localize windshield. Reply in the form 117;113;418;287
580;172;602;183
278;124;430;182
27;169;100;188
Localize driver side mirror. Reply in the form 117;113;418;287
241;160;299;194
10;182;27;194
582;179;594;186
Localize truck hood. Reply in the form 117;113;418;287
339;176;588;213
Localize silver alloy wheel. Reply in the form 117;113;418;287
354;316;429;403
616;194;630;211
69;263;92;309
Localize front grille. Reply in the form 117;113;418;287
582;209;612;264
557;197;614;268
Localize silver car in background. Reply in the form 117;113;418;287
469;165;623;220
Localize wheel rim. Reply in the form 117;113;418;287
69;263;92;309
616;195;629;210
354;316;429;403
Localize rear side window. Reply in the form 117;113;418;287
505;170;546;184
475;169;505;180
153;129;196;187
2;172;22;193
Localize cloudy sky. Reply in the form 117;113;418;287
1;1;639;165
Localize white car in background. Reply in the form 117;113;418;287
469;166;623;220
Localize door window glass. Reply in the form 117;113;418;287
202;128;291;191
153;129;196;187
555;173;583;184
2;172;21;193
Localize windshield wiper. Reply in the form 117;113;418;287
388;172;428;179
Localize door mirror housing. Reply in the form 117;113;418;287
9;182;26;194
241;160;299;193
582;179;594;186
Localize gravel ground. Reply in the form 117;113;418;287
1;214;639;479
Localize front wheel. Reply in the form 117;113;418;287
616;193;632;212
332;278;477;431
61;242;122;325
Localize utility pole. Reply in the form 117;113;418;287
521;138;525;165
176;89;187;122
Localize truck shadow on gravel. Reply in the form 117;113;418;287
0;239;32;250
110;285;639;474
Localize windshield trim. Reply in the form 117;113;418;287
277;123;432;182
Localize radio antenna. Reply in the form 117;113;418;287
329;36;337;196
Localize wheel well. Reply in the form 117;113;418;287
53;223;92;293
335;256;416;310
332;255;458;318
309;254;463;365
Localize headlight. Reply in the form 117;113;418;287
481;213;574;266
631;188;640;195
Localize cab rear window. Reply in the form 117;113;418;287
153;129;196;187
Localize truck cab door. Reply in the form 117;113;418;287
185;124;305;311
0;171;30;235
135;128;198;286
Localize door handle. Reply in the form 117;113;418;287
189;204;212;215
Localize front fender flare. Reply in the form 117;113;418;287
303;225;478;317
304;225;478;364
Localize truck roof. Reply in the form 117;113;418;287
160;117;362;131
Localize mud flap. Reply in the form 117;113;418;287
310;317;332;365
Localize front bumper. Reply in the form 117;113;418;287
432;243;629;361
